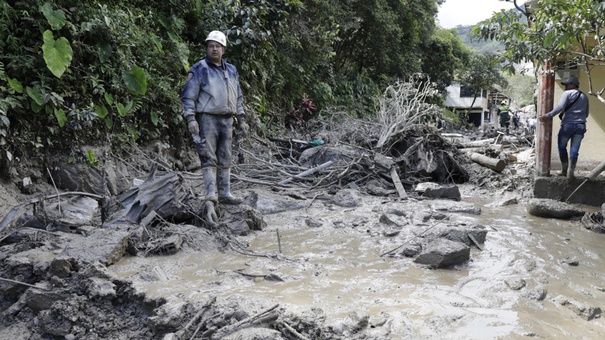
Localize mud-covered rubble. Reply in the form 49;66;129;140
3;120;603;338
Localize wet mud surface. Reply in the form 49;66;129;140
109;186;605;339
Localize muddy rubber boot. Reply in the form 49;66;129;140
559;154;568;177
567;157;577;180
202;167;218;203
218;168;242;205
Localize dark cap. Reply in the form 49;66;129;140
561;76;579;86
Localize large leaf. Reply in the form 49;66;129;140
40;2;66;30
95;104;109;119
150;111;159;126
54;108;67;127
42;30;73;78
122;66;147;95
26;86;44;105
8;78;23;93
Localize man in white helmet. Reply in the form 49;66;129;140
181;30;249;204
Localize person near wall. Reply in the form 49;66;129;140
181;30;249;204
498;100;511;135
539;76;589;179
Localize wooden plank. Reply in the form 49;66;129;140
390;166;408;199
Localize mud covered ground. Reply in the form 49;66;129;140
1;128;605;339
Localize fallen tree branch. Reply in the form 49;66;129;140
0;277;52;291
277;319;311;340
210;304;280;340
277;160;334;185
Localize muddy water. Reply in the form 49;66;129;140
110;191;605;339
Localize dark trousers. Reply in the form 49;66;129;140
557;123;586;159
195;114;233;169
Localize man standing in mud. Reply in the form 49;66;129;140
539;76;589;179
181;30;249;204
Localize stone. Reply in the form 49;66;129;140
526;198;585;219
414;238;470;268
428;200;481;215
62;229;130;266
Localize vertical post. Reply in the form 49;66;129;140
536;61;555;177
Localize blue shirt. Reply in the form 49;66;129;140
545;89;589;124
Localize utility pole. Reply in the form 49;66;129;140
536;61;555;176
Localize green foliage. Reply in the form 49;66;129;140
473;0;605;70
0;0;469;160
40;2;66;30
42;30;73;78
458;53;508;103
422;28;472;93
501;72;537;108
86;149;98;166
122;66;147;95
455;25;504;54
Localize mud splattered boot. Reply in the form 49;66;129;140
218;168;242;205
202;167;218;203
559;154;568;177
567;157;577;180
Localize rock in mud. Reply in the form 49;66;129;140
62;229;130;266
554;295;602;321
414;238;470;268
331;189;360;208
423;224;487;248
244;190;305;214
416;182;461;201
504;277;526;290
522;286;547;301
428;200;481;215
526;198;585;219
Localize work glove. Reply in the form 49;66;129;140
188;120;199;135
236;117;249;138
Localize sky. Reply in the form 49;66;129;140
437;0;519;28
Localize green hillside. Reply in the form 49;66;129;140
455;25;504;54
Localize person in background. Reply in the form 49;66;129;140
512;112;520;130
539;76;589;179
498;100;511;135
181;30;249;204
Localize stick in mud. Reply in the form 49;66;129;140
0;277;52;291
276;229;282;254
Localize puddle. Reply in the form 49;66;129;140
110;193;605;338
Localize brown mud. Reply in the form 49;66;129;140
1;126;605;339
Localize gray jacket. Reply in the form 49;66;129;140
545;89;589;124
181;56;244;123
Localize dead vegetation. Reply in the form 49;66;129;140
0;76;540;339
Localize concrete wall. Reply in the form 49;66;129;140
534;177;605;207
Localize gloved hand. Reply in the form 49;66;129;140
188;120;199;135
237;120;249;137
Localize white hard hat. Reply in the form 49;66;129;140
205;30;227;47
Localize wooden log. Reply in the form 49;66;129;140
277;160;333;185
469;152;506;172
459;147;485;154
587;160;605;179
460;138;496;148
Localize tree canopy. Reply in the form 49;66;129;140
0;0;487;171
472;0;605;104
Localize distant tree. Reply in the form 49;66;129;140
502;72;536;108
421;28;472;93
458;53;508;108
